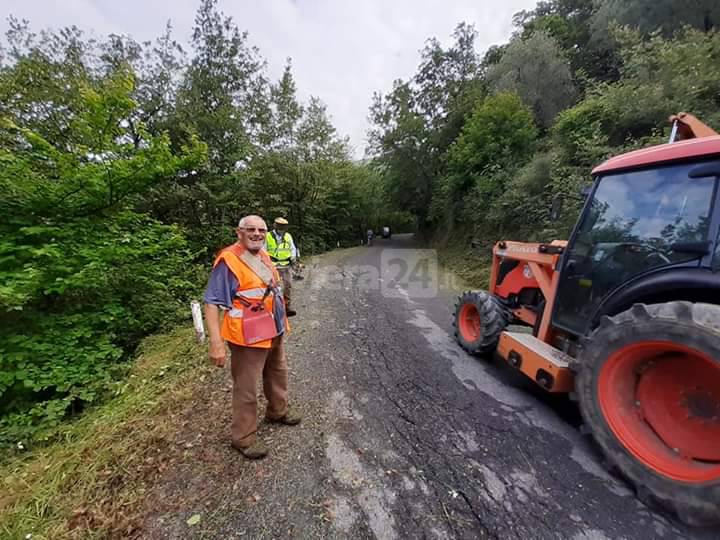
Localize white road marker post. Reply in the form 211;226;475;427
191;301;206;343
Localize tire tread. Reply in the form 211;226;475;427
453;290;509;355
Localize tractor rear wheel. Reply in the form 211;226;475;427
453;291;507;355
574;302;720;526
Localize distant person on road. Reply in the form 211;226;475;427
204;215;301;460
265;217;298;317
367;228;374;246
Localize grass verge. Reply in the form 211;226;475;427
0;327;211;540
434;238;493;290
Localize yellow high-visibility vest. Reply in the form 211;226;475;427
265;231;293;267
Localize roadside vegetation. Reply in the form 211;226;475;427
0;329;208;539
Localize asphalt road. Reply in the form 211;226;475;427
286;234;716;540
144;234;717;539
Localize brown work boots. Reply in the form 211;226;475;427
233;408;302;460
236;441;269;460
267;408;302;426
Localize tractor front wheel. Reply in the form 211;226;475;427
575;302;720;526
453;291;507;355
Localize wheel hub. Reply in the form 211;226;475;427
684;390;720;420
458;304;481;342
598;341;720;482
637;355;720;462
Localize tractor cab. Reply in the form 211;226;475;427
554;155;720;336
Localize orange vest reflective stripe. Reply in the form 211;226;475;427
213;244;288;348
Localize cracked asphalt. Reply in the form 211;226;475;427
141;234;718;539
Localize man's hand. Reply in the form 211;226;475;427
209;338;227;368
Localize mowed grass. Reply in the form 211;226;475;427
0;328;210;539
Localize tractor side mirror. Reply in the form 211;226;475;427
550;195;563;221
689;162;720;178
579;185;592;199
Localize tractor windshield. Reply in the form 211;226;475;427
554;161;717;334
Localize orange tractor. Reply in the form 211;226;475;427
453;113;720;526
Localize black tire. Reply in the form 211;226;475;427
453;290;508;355
573;302;720;526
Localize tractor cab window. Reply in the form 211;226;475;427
554;162;716;334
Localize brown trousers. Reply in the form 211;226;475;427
277;266;292;310
229;337;288;448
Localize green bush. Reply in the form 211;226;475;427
0;62;204;446
0;213;197;446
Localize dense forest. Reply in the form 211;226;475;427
0;0;408;446
368;0;720;247
3;0;720;447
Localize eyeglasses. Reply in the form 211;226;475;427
241;227;267;233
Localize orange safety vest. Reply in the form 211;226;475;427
213;243;289;348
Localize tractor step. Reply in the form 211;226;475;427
497;331;575;393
